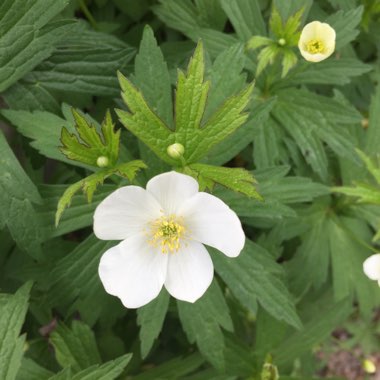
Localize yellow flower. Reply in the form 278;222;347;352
298;21;336;62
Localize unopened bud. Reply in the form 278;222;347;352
261;363;279;380
363;359;376;374
97;156;109;168
278;38;286;46
361;118;369;129
167;143;185;159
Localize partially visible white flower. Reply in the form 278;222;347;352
94;171;245;308
298;21;336;62
363;253;380;286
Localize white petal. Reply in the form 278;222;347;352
299;21;320;43
146;171;199;214
98;235;168;308
164;240;213;303
179;192;245;257
94;186;162;240
363;253;380;281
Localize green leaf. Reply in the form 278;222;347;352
204;43;247;120
205;97;276;166
137;290;170;359
135;25;173;129
326;6;364;49
0;131;43;256
26;27;135;96
60;109;120;167
365;83;380;156
212;240;301;329
177;280;233;371
133;354;204;380
55;160;146;225
48;235;114;324
220;0;266;40
39;185;113;240
273;295;352;368
16;358;53;380
276;58;372;87
47;354;132;380
70;354;132;380
117;41;254;165
175;41;210;134
256;44;280;77
50;321;102;373
186;164;261;200
0;282;32;380
0;0;71;92
246;36;273;51
281;49;298;77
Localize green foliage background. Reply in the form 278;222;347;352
1;0;380;379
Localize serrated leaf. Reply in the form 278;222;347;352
177;280;233;370
70;354;132;380
137;290;170;359
175;41;210;134
256;44;280;77
281;49;298;77
135;25;173;129
50;321;102;373
60;109;120;168
187;164;261;200
16;358;53;380
366;83;380;156
117;40;254;165
212;240;302;329
0;282;32;380
0;0;71;92
25;27;135;96
133;354;204;380
246;36;273;51
220;0;266;40
326;6;363;49
0;131;43;256
55;160;146;225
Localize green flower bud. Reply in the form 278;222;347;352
278;38;286;46
97;156;109;168
167;143;185;159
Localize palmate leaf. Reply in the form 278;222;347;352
212;240;302;329
55;160;146;225
0;0;72;92
0;283;31;380
177;280;233;371
0;131;43;256
60;109;120;168
185;164;262;200
116;39;254;166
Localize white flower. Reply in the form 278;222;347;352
298;21;336;63
94;171;245;308
363;253;380;286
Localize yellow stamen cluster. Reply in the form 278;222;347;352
149;215;185;254
305;39;325;54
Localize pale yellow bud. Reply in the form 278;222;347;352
298;21;336;62
167;143;185;159
363;358;376;374
278;38;286;46
97;156;109;168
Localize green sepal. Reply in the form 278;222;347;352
183;163;262;200
55;160;147;226
60;109;120;167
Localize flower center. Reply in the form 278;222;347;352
149;215;185;254
305;39;325;54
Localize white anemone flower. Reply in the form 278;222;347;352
363;253;380;286
298;21;336;63
94;171;245;308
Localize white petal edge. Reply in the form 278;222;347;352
178;192;245;257
94;186;162;240
164;240;213;303
363;253;380;281
146;171;199;215
98;235;168;308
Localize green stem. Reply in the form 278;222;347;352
79;0;98;30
